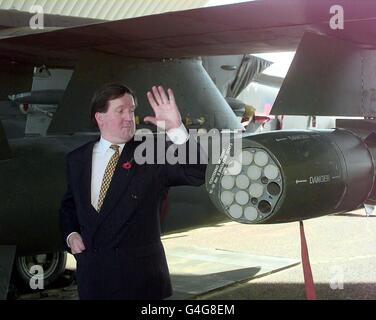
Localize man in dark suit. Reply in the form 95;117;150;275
59;83;206;300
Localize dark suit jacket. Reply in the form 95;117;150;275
59;136;206;300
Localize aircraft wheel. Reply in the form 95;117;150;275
15;251;67;288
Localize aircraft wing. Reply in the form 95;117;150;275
0;9;103;99
1;0;376;68
0;9;103;40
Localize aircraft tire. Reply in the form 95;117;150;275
15;251;67;288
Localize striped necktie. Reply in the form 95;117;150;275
97;144;120;211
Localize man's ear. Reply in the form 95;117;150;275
95;112;102;127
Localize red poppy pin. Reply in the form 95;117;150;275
122;158;133;170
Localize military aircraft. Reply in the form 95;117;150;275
1;0;376;299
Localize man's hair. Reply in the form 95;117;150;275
90;83;137;127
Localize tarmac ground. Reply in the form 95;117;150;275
17;208;376;300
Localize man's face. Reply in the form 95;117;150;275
95;93;136;144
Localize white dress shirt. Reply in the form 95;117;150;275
91;137;125;209
66;124;189;247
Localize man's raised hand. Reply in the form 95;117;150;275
144;86;182;131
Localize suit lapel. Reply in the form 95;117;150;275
78;140;97;213
95;138;138;226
